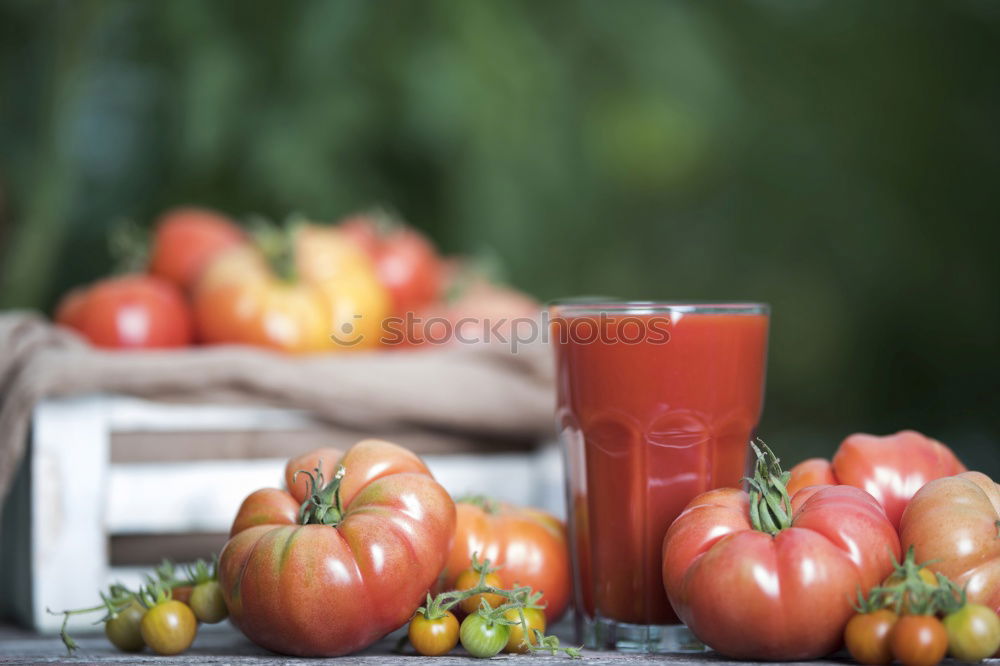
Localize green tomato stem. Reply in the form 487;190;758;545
744;439;793;535
413;554;581;659
295;463;347;527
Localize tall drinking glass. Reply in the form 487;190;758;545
551;302;770;652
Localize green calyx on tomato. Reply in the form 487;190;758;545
183;557;228;624
744;439;794;535
136;582;197;656
247;216;299;283
294;463;347;526
862;547;946;616
850;547;1000;664
456;494;502;514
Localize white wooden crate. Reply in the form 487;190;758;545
0;395;562;633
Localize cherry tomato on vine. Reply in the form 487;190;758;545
882;566;938;614
459;613;509;659
170;585;193;605
844;609;897;665
446;497;570;622
408;611;459;656
503;606;546;654
104;600;146;652
455;569;504;615
943;603;1000;662
189;580;228;624
890;615;948;666
139;600;197;656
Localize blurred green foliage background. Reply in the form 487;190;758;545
0;0;997;472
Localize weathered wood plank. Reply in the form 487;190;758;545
0;621;864;665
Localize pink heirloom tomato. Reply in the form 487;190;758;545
219;440;456;656
787;430;965;529
663;443;900;660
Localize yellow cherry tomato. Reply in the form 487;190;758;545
503;606;547;653
408;610;460;656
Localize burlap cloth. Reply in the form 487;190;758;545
0;312;555;505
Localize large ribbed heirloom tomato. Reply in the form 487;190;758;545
219;440;456;656
663;443;900;660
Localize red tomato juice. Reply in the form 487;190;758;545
553;304;769;626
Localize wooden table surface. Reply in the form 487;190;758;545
0;621;905;665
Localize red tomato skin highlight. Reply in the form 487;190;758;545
57;275;193;349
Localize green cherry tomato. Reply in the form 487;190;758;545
104;600;146;652
943;604;1000;663
139;600;197;655
189;580;228;624
460;613;510;659
408;610;460;656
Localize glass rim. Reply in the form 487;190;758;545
547;299;769;315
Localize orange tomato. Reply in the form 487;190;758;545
408;611;459;656
444;498;570;622
503;606;546;654
193;224;390;353
455;569;505;615
785;457;836;492
844;609;898;665
890;615;948;666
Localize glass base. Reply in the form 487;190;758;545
576;614;706;653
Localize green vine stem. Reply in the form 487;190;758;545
412;554;581;658
186;555;220;585
855;546;958;616
293;462;347;526
743;439;793;535
456;494;502;514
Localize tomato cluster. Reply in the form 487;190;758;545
844;549;1000;666
661;431;998;663
54;205;538;352
406;557;577;659
50;427;997;663
52;558;228;657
